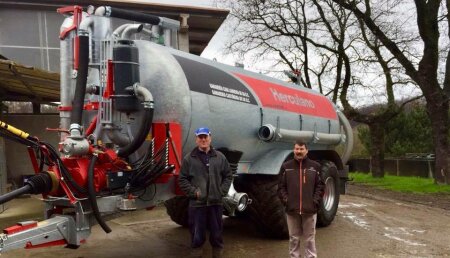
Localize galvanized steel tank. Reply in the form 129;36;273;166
134;41;350;164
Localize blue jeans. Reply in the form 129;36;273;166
188;205;224;249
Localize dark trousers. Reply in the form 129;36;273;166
188;205;224;249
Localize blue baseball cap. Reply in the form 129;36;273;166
195;127;211;136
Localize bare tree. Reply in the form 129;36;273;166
226;0;343;97
224;0;419;177
331;0;450;183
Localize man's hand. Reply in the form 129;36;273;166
195;189;201;199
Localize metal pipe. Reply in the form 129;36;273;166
59;17;76;139
337;110;353;165
79;16;94;31
121;24;144;39
130;83;154;105
112;24;130;38
94;6;109;17
258;124;344;145
159;17;181;31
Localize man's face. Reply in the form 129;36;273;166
196;134;212;150
293;144;308;160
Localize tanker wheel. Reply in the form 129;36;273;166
164;196;189;227
234;174;289;239
317;160;340;227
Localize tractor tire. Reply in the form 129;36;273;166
234;174;289;239
317;160;340;227
164;196;189;227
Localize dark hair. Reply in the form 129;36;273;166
294;140;308;149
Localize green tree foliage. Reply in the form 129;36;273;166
385;106;433;156
357;125;371;156
358;105;434;157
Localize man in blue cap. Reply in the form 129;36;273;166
178;127;232;258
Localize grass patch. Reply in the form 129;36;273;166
349;172;450;194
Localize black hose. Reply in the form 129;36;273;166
0;129;39;147
70;35;90;126
143;165;175;187
107;7;160;25
41;142;87;194
118;108;154;158
87;155;111;233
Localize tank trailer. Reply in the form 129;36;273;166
0;5;353;252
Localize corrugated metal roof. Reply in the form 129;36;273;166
0;60;59;103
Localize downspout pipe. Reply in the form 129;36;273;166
117;83;154;157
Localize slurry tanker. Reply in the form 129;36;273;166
0;5;353;252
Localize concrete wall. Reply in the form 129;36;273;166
2;115;59;186
349;158;434;178
0;138;5;212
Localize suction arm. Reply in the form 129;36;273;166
95;6;180;30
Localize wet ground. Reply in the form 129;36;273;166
2;185;450;258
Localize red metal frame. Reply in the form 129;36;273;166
83;102;99;111
85;115;98;136
27;147;40;174
57;5;83;70
104;59;114;98
25;239;67;249
152;123;183;195
58;106;72;111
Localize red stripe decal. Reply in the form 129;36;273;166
234;73;337;120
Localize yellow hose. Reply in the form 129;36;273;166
0;120;30;139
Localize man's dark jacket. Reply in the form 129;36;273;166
178;148;232;207
278;157;325;214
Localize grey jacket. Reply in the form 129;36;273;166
178;148;232;207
